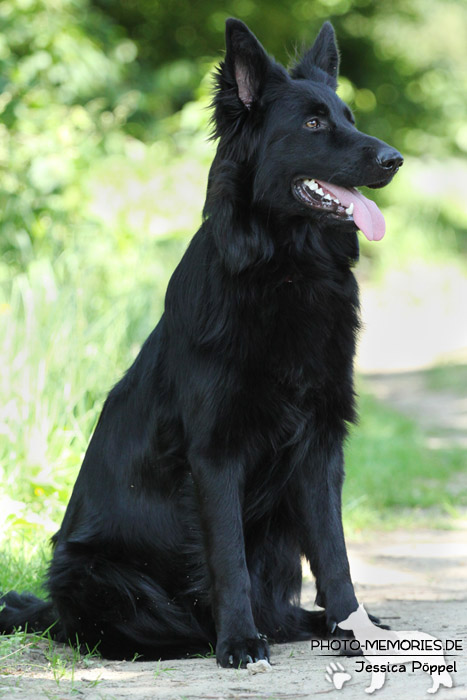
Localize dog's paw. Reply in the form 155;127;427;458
216;633;270;668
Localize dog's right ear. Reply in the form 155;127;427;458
221;18;271;109
291;22;339;89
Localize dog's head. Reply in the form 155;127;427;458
211;19;403;244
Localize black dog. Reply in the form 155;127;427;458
0;19;402;667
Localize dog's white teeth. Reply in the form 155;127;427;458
345;203;354;216
304;179;318;191
333;198;340;204
324;193;332;201
316;187;324;196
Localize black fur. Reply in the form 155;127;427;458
0;19;402;667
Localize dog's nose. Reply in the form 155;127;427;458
376;147;404;173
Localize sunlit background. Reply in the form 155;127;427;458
0;0;466;587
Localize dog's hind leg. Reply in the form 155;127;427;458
246;528;332;643
64;601;214;661
266;606;330;642
47;543;213;660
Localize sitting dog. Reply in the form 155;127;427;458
0;19;402;666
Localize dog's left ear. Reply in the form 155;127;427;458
223;18;271;109
291;22;339;89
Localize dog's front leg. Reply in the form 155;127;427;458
190;454;270;667
299;445;358;632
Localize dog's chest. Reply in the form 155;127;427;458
224;278;360;447
251;276;359;384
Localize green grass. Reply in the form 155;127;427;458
0;540;49;598
423;363;467;395
343;391;466;532
153;659;176;679
0;625;101;685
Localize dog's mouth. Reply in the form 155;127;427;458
293;178;385;241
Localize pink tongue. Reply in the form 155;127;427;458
316;180;386;241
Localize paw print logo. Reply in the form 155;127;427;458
325;661;352;690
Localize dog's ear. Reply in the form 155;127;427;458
223;18;271;109
291;22;339;89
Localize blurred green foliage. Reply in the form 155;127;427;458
1;0;466;280
0;0;124;270
0;0;466;559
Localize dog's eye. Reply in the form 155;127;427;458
305;118;321;130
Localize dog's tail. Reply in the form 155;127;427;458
0;591;61;638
